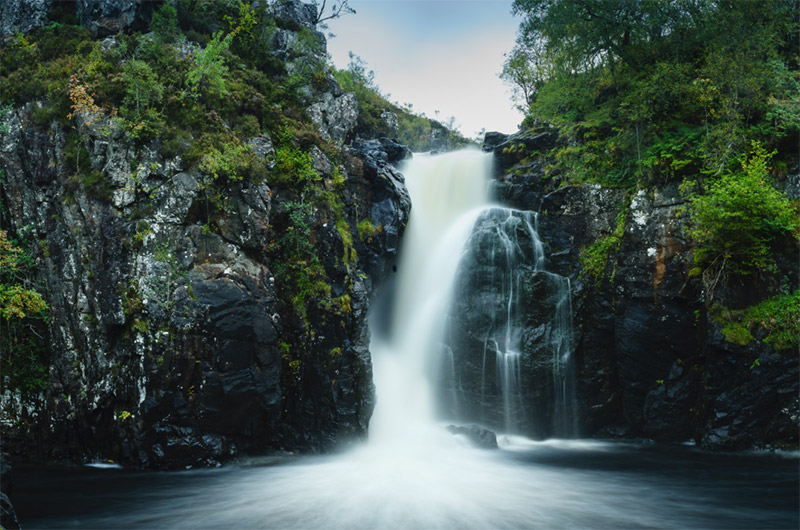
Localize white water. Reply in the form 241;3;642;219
22;150;800;530
370;149;492;446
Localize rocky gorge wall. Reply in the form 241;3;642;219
482;130;799;450
0;0;411;470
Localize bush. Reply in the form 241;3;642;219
0;231;49;395
685;143;799;283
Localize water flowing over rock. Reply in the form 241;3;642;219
441;208;577;437
484;129;799;450
445;424;498;449
370;150;577;442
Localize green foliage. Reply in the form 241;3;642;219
0;231;49;395
199;140;257;182
0;102;11;134
579;205;627;286
508;0;799;189
271;201;330;322
186;30;233;99
149;2;179;41
336;217;356;271
712;291;800;351
356;218;380;240
119;59;165;140
684;144;799;281
273;143;320;186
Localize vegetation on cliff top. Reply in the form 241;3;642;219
505;0;799;346
505;0;798;189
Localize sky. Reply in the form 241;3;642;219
324;0;523;138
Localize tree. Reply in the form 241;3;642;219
684;143;800;292
511;0;706;72
312;0;355;26
0;230;49;395
500;40;552;110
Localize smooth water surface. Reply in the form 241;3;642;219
14;442;799;529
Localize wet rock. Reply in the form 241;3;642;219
0;453;19;530
482;131;509;152
77;0;155;37
345;140;411;284
379;138;412;163
446;424;498;449
440;209;576;438
490;139;798;450
1;0;49;37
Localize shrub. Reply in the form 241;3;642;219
199;140;256;182
0;231;49;395
685;143;799;287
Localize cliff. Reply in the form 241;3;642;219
0;0;411;469
483;130;799;449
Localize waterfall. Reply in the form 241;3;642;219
368;150;492;445
371;148;577;441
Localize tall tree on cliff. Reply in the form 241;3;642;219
504;0;799;188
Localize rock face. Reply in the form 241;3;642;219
77;0;156;37
0;0;50;37
0;0;156;38
481;130;799;449
0;2;411;469
439;208;576;437
0;109;409;468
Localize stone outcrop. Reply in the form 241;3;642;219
0;1;411;469
0;0;50;37
481;130;799;449
1;0;157;38
77;0;156;37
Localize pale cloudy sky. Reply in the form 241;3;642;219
325;0;523;138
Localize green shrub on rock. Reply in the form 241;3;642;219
684;143;799;286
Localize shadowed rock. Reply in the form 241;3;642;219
446;424;498;449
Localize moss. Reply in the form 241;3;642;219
711;292;800;351
356;218;381;240
579;205;627;286
320;294;352;316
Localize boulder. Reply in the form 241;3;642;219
308;92;358;145
446;424;498;449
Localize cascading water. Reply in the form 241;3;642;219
368;150;492;446
373;148;576;440
390;152;579;438
20;150;800;530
